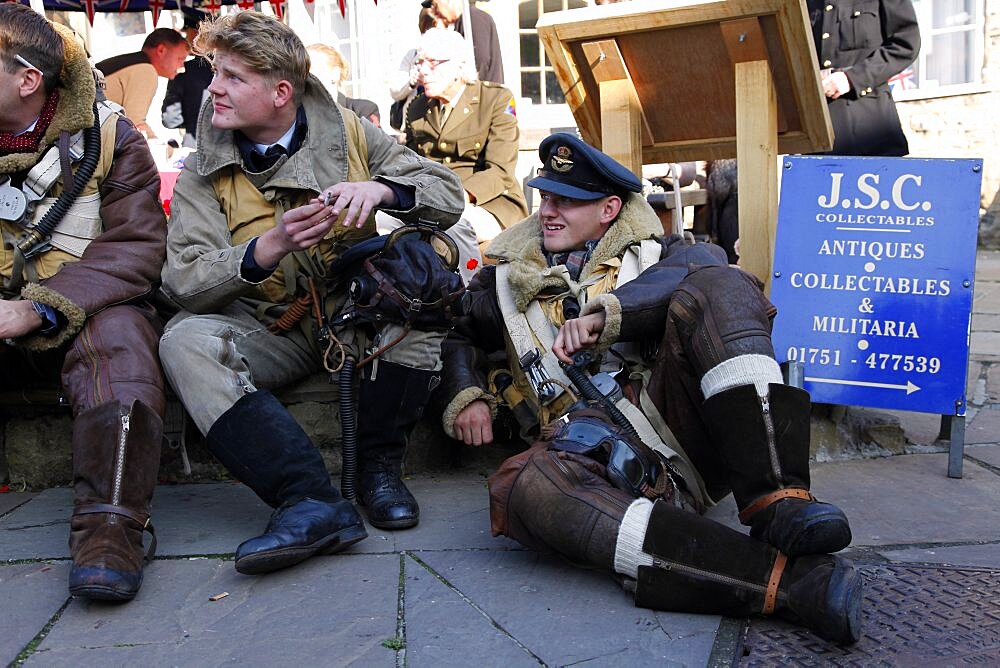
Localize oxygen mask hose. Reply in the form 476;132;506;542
339;357;358;500
562;351;640;440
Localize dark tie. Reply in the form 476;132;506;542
249;144;286;172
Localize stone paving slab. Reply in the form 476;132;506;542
875;543;1000;568
987;364;1000;402
353;475;521;555
0;478;522;561
884;409;944;447
973;312;1000;331
0;487;72;560
0;562;70;664
413;548;721;666
150;483;269;556
27;555;399;667
403;552;539;667
967;406;1000;444
970;331;1000;360
0;490;33;516
968;444;1000;469
974;251;1000;281
808;454;1000;547
972;279;1000;313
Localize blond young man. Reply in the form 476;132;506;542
159;12;464;575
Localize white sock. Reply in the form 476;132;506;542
614;498;655;579
700;354;783;399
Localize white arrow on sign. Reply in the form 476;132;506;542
805;377;921;395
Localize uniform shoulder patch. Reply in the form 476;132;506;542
504;96;517;117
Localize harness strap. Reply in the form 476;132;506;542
23;102;118;204
616;238;661;287
497;262;573;403
738;488;816;524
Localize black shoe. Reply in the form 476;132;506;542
234;498;367;575
358;470;419;530
751;498;853;557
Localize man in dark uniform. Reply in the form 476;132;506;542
420;0;503;84
162;8;213;148
437;133;863;644
809;0;920;155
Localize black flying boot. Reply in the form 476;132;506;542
206;390;366;574
703;383;852;557
632;500;862;644
355;360;438;529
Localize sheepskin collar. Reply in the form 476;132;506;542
0;23;97;176
484;191;662;310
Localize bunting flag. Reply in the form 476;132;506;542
22;0;379;21
149;0;163;24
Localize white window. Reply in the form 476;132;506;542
518;0;587;106
896;0;986;98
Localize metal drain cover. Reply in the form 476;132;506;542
741;563;1000;666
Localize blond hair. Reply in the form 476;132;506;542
306;43;347;85
194;11;310;101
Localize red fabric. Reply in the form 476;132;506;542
0;90;61;155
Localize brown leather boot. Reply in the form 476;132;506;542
703;383;852;557
68;400;161;601
633;500;862;644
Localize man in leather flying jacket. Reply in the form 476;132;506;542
437;133;864;643
0;4;167;602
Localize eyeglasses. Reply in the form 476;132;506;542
14;54;39;71
415;57;450;69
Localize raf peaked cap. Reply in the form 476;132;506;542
526;132;642;201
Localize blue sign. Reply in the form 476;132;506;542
771;156;982;416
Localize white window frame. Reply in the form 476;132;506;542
894;0;989;101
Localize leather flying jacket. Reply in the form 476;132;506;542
0;23;165;351
438;192;730;439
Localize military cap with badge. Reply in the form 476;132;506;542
527;132;642;200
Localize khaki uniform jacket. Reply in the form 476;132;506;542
161;77;464;316
405;81;528;230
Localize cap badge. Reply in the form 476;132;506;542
550;145;573;173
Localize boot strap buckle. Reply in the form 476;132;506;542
738;488;815;524
74;503;156;562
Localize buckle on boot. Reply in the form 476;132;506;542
738;488;815;524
